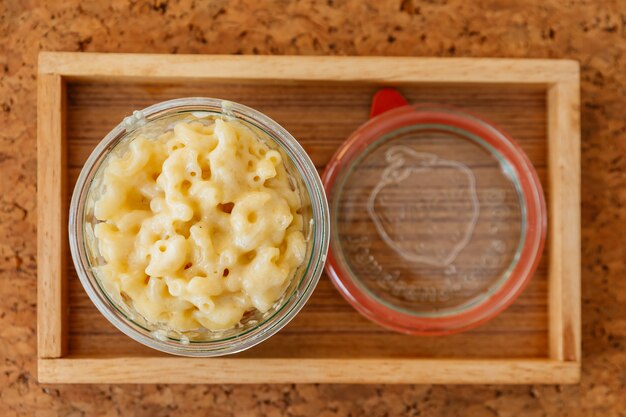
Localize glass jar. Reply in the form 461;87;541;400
69;97;329;356
323;97;547;335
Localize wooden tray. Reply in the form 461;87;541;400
37;52;581;384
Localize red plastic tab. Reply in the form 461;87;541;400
369;88;409;119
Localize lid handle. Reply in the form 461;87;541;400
369;88;409;119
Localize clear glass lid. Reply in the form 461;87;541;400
323;90;546;335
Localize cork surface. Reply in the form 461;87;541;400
0;0;623;415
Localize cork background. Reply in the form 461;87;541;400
1;0;625;415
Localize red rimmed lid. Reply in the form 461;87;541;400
322;89;547;335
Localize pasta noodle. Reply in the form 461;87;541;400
93;116;306;331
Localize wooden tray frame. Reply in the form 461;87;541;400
37;52;580;384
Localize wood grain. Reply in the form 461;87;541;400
64;81;550;360
547;79;582;362
37;74;67;358
67;271;549;358
39;52;579;85
37;357;580;384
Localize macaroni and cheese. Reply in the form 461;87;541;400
93;116;306;331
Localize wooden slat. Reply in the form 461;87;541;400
66;332;550;360
39;52;580;85
38;357;580;384
37;73;67;358
65;271;549;359
547;77;582;362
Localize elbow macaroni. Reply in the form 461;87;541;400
93;116;306;331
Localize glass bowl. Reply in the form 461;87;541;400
69;98;329;356
323;100;547;335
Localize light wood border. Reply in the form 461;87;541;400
38;52;579;85
37;73;67;359
37;52;581;384
547;81;581;363
38;358;580;384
